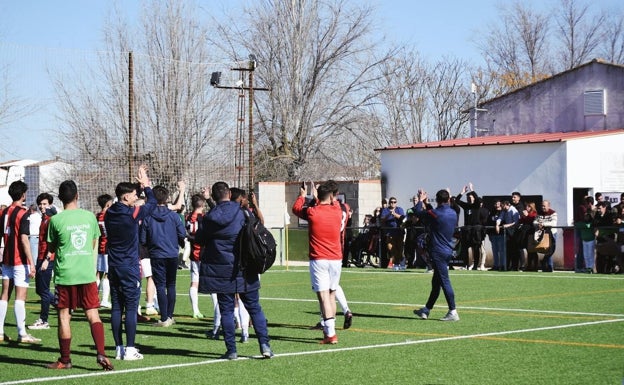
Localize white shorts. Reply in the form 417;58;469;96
190;260;200;283
309;259;342;292
96;253;108;273
140;258;152;278
2;264;31;288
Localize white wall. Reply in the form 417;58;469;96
381;142;566;210
566;133;624;223
379;141;569;268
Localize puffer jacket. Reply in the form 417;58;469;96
197;200;260;294
140;205;186;258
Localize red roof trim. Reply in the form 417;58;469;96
376;129;624;151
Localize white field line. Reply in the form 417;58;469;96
259;297;624;318
2;318;622;385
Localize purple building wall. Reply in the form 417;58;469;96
477;60;624;135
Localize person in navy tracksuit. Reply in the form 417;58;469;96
140;185;186;326
412;189;461;322
197;181;273;360
105;165;156;361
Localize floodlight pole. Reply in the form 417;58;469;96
128;51;134;180
211;56;269;192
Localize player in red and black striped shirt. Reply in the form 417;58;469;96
0;181;40;343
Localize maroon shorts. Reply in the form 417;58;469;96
56;282;100;310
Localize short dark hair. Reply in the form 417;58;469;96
191;193;206;209
324;180;338;194
58;180;78;205
36;192;54;205
211;181;230;201
8;181;27;202
435;189;450;204
230;187;246;202
97;194;113;209
317;184;332;201
152;186;170;204
512;191;522;199
115;182;138;200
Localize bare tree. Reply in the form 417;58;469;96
209;0;392;181
600;11;624;64
477;1;551;91
0;51;31;153
554;0;606;70
53;0;230;205
426;57;473;140
367;48;430;146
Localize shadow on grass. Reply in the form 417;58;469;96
302;310;415;321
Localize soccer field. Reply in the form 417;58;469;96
1;267;622;385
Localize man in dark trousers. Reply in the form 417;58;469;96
197;181;273;360
412;189;460;321
140;185;187;327
105;165;156;361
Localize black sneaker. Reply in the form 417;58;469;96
309;322;323;330
343;311;353;329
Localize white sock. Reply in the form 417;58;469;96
323;317;336;337
0;300;8;335
15;300;26;336
234;304;241;329
101;278;110;303
238;298;250;336
211;293;221;333
335;286;349;314
189;287;199;314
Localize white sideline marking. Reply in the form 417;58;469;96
2;318;622;385
261;297;624;318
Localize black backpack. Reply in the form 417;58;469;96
237;210;277;274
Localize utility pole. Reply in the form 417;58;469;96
128;51;134;180
470;82;488;137
211;55;269;192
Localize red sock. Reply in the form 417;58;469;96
90;321;106;356
59;338;71;363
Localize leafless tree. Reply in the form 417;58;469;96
0;51;31;154
600;11;624;64
366;48;430;146
554;0;606;70
425;57;472;140
52;0;230;206
209;0;393;181
477;1;551;91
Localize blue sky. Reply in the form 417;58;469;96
0;0;621;161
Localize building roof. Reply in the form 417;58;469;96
377;129;624;151
0;159;39;168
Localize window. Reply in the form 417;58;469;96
584;90;606;115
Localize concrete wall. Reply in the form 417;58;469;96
258;180;381;229
482;62;624;135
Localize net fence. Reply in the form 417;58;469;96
1;42;258;212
